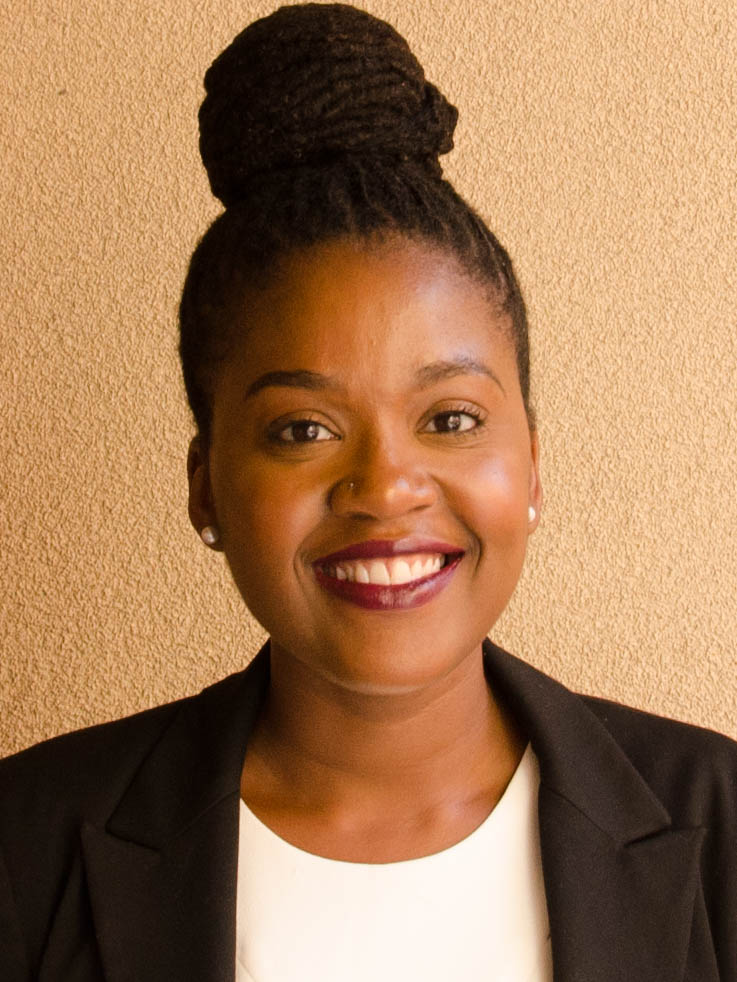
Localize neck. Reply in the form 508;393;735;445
242;641;525;820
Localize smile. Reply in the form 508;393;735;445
319;552;445;585
312;540;464;610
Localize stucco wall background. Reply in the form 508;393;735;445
1;0;735;757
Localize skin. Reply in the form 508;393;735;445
188;234;542;862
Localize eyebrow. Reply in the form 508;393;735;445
244;370;345;400
244;357;505;400
415;357;506;394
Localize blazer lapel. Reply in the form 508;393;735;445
482;641;704;982
538;791;703;982
79;650;270;982
44;637;705;980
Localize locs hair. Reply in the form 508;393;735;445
179;3;533;440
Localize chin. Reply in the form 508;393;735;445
308;635;482;698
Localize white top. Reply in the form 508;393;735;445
235;744;553;982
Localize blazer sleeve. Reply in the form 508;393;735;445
0;843;29;982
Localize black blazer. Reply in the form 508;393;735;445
1;641;735;981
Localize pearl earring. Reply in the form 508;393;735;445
200;526;220;547
528;506;536;523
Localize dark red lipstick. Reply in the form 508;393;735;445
312;539;464;611
315;539;462;564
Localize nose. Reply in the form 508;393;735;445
329;438;437;520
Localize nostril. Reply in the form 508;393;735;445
329;461;436;520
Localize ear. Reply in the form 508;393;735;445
187;435;223;550
527;428;542;533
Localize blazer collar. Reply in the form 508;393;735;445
78;651;269;982
103;639;670;846
105;649;270;847
79;641;703;982
482;640;704;981
481;640;670;843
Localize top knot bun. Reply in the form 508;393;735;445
199;3;458;207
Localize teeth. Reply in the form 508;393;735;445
391;559;412;584
369;560;390;585
322;552;448;586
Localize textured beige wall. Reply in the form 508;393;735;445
1;0;735;756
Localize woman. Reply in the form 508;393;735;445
1;4;735;980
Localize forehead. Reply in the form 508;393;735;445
228;236;515;385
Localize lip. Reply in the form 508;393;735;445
311;539;465;611
314;538;463;565
313;556;463;610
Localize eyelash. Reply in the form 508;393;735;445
268;404;486;446
422;406;485;435
269;417;338;444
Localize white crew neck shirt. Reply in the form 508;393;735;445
235;744;553;981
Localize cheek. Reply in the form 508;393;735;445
451;449;530;554
212;462;324;603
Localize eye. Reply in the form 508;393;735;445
423;410;482;434
275;419;338;443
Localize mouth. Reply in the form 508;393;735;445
312;540;465;610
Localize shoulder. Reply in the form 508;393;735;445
581;693;737;831
0;660;265;970
0;699;182;842
0;698;186;970
0;664;253;842
483;639;737;833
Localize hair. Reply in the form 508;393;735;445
179;3;533;440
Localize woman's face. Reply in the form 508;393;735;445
190;236;541;694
